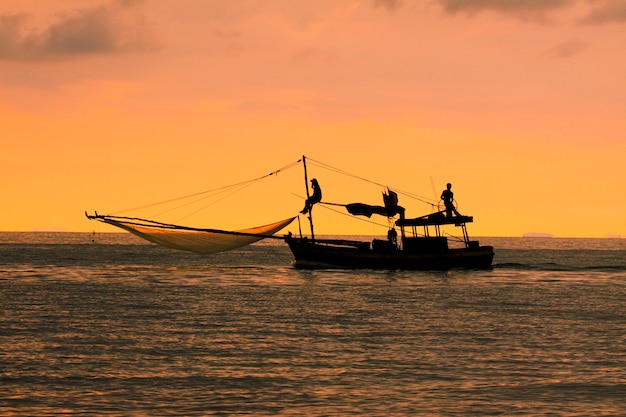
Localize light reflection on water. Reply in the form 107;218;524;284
0;235;625;415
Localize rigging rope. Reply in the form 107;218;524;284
88;214;293;239
306;157;438;208
109;159;302;216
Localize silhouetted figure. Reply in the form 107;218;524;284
301;178;322;214
387;228;398;247
441;183;460;218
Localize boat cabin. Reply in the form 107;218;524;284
395;212;480;253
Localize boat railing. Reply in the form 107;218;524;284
396;212;475;248
396;213;474;227
287;236;371;250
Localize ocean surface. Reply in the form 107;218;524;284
1;232;625;416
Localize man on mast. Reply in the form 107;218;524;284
301;178;322;214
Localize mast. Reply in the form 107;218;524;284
302;155;315;241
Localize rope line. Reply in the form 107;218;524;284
89;214;290;239
306;157;438;207
110;159;302;216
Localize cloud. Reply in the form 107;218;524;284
0;1;159;61
436;0;574;18
436;0;626;24
548;39;587;58
0;14;28;58
580;0;626;24
374;0;403;12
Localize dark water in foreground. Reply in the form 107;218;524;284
1;233;625;416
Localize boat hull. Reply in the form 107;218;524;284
285;237;494;270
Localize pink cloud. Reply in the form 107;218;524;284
580;0;626;24
0;1;159;60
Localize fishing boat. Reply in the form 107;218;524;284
86;155;493;270
285;156;494;270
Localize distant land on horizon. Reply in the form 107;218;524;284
31;227;71;233
522;232;624;238
522;232;554;238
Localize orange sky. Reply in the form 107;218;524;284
2;0;625;237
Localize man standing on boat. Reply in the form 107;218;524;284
441;183;460;218
301;178;322;214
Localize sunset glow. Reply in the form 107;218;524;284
2;0;625;237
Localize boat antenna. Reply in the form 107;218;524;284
430;176;438;213
302;155;315;241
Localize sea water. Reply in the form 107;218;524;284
1;233;625;416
